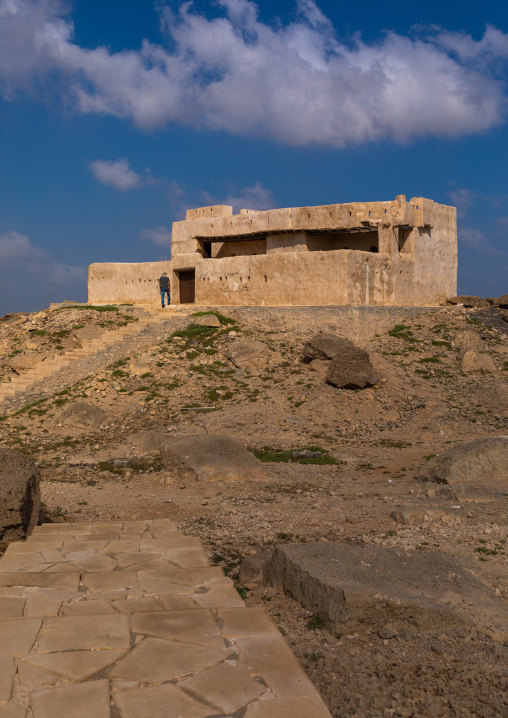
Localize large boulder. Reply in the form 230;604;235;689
226;341;272;371
326;342;379;389
0;449;41;551
129;430;169;454
265;542;508;640
194;315;221;328
494;294;508;308
416;437;508;492
59;401;107;428
71;325;104;346
446;295;490;308
302;334;349;361
452;329;483;352
161;434;268;483
0;312;28;326
9;352;40;374
459;350;496;374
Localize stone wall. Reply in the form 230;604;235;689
88;262;171;305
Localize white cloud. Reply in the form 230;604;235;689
222;182;275;213
139;226;172;247
459;227;508;257
0;230;47;263
0;229;86;287
88;159;142;191
448;188;476;218
0;0;507;146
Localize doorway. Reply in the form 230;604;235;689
179;270;195;303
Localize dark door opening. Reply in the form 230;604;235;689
179;270;195;304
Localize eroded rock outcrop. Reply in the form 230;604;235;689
0;448;41;550
161;434;268;483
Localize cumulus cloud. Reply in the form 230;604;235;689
459;227;508;257
0;0;507;146
139;226;172;247
448;188;476;218
89;159;142;191
0;230;86;287
222;182;276;213
0;230;47;263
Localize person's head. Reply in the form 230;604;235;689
162;272;168;277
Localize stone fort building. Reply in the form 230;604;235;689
88;195;457;306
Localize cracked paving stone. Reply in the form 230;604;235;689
113;682;218;718
180;662;265;714
30;679;111;718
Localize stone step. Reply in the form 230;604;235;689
0;519;331;717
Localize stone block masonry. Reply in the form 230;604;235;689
0;520;331;717
88;195;457;308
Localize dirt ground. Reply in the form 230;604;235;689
1;302;508;717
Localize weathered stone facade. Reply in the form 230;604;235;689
88;195;457;306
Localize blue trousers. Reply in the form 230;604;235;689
161;289;170;307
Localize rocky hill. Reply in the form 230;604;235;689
0;299;507;717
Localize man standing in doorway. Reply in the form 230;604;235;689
159;272;170;308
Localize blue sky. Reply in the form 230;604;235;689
0;0;507;313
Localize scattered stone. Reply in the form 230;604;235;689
416;437;508;492
446;296;490;308
378;627;398;640
0;449;41;551
9;352;40;374
194;315;221;328
452;329;483;352
59;401;107;428
459;350;496;375
128;360;152;377
0;312;28;326
302;334;349;361
161;434;269;483
325;340;379;389
265;542;508;640
226;341;272;371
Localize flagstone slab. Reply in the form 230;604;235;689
59;601;116;616
109;637;230;682
37;614;130;652
0;656;16;701
30;680;111;718
0;618;41;655
237;635;318;699
131;609;222;646
25;590;79;618
0;597;25;617
180;662;265;714
0;574;79;590
81;572;138;593
17;661;60;688
110;597;163;614
5;542;63;554
24;649;128;682
0;705;27;718
191;586;245;609
218;607;281;638
113;683;213;718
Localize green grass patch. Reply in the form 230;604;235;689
55;305;119;312
419;356;441;363
306;615;326;631
388;324;419;342
250;446;337;465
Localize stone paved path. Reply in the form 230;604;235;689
0;520;331;717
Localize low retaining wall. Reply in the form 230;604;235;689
209;305;441;344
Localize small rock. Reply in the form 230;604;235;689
378;627;398;640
